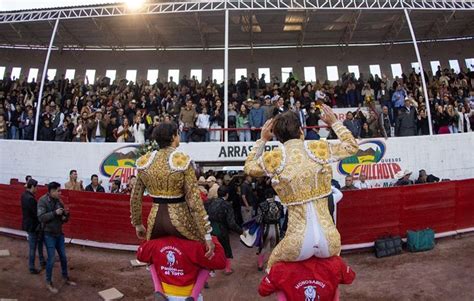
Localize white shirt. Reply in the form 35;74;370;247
132;123;146;144
458;111;473;133
70;113;79;126
117;126;126;142
95;120;101;137
53;112;65;129
75;124;83;138
196;113;210;129
331;186;343;225
289;97;295;107
354;181;372;189
315;90;326;100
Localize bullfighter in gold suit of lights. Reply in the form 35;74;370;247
129;123;213;250
244;105;359;269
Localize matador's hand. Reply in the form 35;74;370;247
205;239;215;259
261;119;274;142
320;105;338;127
135;224;146;240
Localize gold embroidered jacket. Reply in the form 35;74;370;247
130;147;212;241
244;121;359;205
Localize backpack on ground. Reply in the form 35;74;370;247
374;236;402;258
406;228;435;252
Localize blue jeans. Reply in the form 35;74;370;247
180;129;193;143
44;234;68;283
8;126;18;140
448;125;458;134
306;130;320;140
239;130;251;142
27;232;45;271
92;137;105;143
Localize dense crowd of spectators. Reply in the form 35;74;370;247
0;65;473;142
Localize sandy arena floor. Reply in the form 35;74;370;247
0;233;473;301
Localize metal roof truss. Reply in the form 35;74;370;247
0;0;473;24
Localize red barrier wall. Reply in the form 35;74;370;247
337;179;474;245
1;181;151;245
1;179;474;246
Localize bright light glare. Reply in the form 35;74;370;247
125;0;145;10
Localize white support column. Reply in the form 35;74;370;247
34;17;60;141
404;9;433;136
223;9;229;142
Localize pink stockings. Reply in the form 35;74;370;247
190;269;210;300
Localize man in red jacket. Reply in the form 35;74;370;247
258;256;355;301
137;236;226;301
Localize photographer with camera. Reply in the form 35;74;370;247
37;182;76;294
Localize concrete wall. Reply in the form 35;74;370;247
1;132;473;188
0;39;473;82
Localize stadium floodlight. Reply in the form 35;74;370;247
126;0;146;10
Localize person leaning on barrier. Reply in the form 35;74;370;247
394;170;414;186
354;172;372;189
85;174;105;193
64;169;83;191
415;169;440;184
110;179;121;193
340;175;359;191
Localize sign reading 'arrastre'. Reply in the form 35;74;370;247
217;144;279;158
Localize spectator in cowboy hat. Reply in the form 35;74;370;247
198;176;208;202
394;170;414;186
207;176;219;200
24;175;32;188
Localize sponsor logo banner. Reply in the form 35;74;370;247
338;139;403;187
100;145;139;184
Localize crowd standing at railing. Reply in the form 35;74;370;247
0;65;473;142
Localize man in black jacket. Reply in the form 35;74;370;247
37;182;75;294
21;179;45;274
85;174;105;193
39;118;55;141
